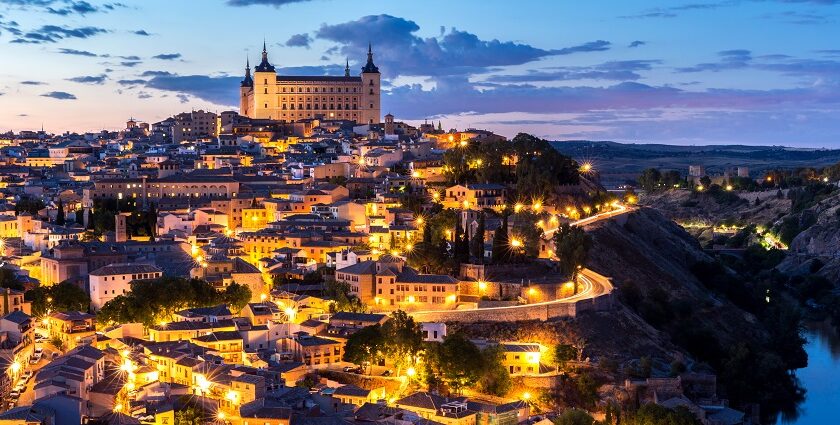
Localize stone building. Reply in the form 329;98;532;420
240;42;381;125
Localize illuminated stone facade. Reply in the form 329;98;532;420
240;42;381;125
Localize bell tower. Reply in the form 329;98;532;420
253;41;277;119
361;43;381;125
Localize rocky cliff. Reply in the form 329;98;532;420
778;192;840;280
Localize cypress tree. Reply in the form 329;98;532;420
492;213;509;264
471;211;485;262
55;199;65;226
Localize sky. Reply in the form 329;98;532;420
1;0;840;147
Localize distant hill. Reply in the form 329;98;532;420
551;140;840;188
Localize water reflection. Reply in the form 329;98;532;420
777;320;840;424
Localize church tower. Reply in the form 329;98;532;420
361;43;381;125
240;57;253;117
253;41;277;119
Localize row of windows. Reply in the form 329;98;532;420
282;104;357;111
276;96;357;102
259;82;361;93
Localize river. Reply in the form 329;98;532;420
777;321;840;424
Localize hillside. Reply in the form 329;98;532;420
778;192;840;280
640;188;791;225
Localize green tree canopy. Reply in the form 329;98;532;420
26;281;90;317
343;324;384;373
97;277;252;327
381;310;423;376
553;223;592;280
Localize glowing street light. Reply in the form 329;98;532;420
522;392;531;401
514;203;523;213
580;162;593;173
510;238;522;248
725;184;733;191
10;361;21;374
478;280;487;292
406;367;417;377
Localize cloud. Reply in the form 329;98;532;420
677;49;753;72
277;64;344;75
41;91;76;100
620;2;734;19
134;29;150;36
383;75;840;122
120;61;142;67
226;0;313;6
66;74;107;84
20;80;45;85
554;40;611;55
487;60;661;83
5;0;122;15
137;91;152;99
140;70;171;77
152;53;182;60
10;25;108;44
762;10;833;25
139;73;240;105
285;33;311;48
47;1;97;15
313;14;609;77
117;79;147;86
629;40;646;48
56;48;98;57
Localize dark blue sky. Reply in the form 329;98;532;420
1;0;840;146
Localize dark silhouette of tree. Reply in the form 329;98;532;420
492;212;510;264
471;211;485;261
553;223;592;282
55;199;65;225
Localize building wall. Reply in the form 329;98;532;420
246;73;380;124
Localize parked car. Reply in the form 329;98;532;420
342;366;355;372
34;347;43;354
8;391;19;399
22;371;33;381
381;370;392;377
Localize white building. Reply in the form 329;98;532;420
88;263;163;311
420;322;446;342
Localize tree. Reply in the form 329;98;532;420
324;280;367;313
699;176;712;188
97;277;252;327
638;168;663;192
174;405;204;425
26;281;90;317
343;324;384;374
553;344;577;371
147;202;157;240
222;283;252;312
381;310;423;376
0;269;24;291
492;213;510;264
471;211;486;261
478;345;511;396
624;404;702;425
553;223;592;281
55;199;65;226
430;333;486;394
15;197;45;216
553;409;594;425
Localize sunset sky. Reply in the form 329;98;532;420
1;0;840;146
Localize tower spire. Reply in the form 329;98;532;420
255;39;275;73
362;42;379;73
241;55;254;87
345;59;350;77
